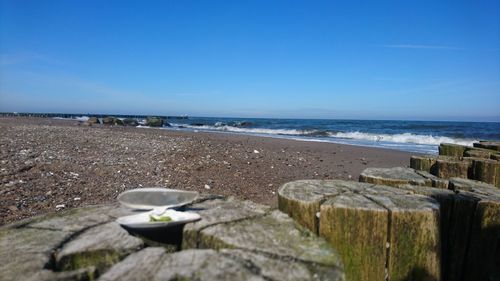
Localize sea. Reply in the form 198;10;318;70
61;116;500;155
164;117;500;154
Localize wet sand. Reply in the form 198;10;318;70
0;117;415;225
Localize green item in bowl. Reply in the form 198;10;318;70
149;214;173;222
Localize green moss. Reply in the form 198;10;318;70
439;143;467;157
278;196;320;234
319;202;388;281
388;210;440;281
58;249;122;272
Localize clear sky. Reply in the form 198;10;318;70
1;0;499;121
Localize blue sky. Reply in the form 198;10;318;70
1;0;499;121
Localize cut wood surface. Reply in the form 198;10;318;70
359;167;431;187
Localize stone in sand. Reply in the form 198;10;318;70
145;117;164;127
123;118;139;126
102;117;124;126
87;116;99;124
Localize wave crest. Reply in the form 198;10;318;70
329;131;475;146
169;123;475;147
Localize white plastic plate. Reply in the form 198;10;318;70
116;209;201;230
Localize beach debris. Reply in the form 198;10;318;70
74;197;81;201
253;150;260;154
55;204;65;210
204;184;211;190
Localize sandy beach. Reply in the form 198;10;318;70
0;117;415;225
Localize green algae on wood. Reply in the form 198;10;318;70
319;194;388;281
410;155;439;173
379;195;441;281
461;197;500;281
434;159;470;179
469;158;500;187
439;143;467;157
278;180;442;281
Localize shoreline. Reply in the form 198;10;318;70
0;117;416;225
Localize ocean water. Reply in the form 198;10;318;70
55;115;500;154
162;117;500;154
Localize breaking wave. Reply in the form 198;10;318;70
169;123;476;147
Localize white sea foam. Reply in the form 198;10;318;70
169;123;476;147
53;116;89;121
169;123;307;135
329;131;476;147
